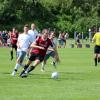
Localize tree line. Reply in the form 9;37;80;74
0;0;100;37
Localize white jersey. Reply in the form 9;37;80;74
28;29;38;42
17;33;32;52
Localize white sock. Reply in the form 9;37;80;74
41;62;45;70
14;63;20;71
25;67;30;74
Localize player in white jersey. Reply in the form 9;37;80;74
11;24;32;76
28;23;38;42
27;23;38;57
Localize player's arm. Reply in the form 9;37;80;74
47;47;54;51
9;32;12;41
30;37;45;50
30;42;45;50
16;35;21;48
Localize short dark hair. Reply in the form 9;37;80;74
24;24;29;28
42;29;48;34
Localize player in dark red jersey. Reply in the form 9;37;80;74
20;29;56;77
10;27;18;60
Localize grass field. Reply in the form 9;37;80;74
1;46;100;100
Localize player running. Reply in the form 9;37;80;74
92;29;100;66
20;29;57;78
10;27;18;60
41;31;60;72
11;24;32;76
28;23;38;42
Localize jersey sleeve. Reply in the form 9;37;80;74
34;36;40;45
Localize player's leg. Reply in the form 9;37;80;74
41;53;50;72
51;51;57;68
14;44;17;59
20;59;40;78
11;51;26;76
94;54;98;66
20;54;44;77
25;59;40;73
98;54;100;62
10;45;13;60
97;47;100;63
94;45;99;66
41;60;46;72
19;53;35;76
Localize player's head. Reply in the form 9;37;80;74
41;29;49;40
12;27;16;33
31;23;36;30
24;24;29;33
49;31;55;39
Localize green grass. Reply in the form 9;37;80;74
0;47;100;100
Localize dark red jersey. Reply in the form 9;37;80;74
10;32;18;44
32;36;53;56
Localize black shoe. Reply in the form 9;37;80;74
20;73;28;78
19;70;25;76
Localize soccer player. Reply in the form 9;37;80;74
27;23;38;57
11;24;32;76
10;27;18;60
20;29;56;78
28;23;38;42
75;34;80;48
41;31;60;72
92;28;100;66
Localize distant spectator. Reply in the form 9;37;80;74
1;30;8;46
75;34;80;48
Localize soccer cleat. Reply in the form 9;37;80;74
19;70;25;76
20;73;28;78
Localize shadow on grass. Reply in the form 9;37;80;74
22;72;84;81
1;71;85;81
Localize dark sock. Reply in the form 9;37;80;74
20;65;29;76
10;51;13;60
28;66;35;73
14;69;17;72
94;58;97;66
24;65;29;70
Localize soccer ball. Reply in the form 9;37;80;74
51;72;59;79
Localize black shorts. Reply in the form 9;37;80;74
29;53;44;62
11;44;17;50
94;45;100;54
